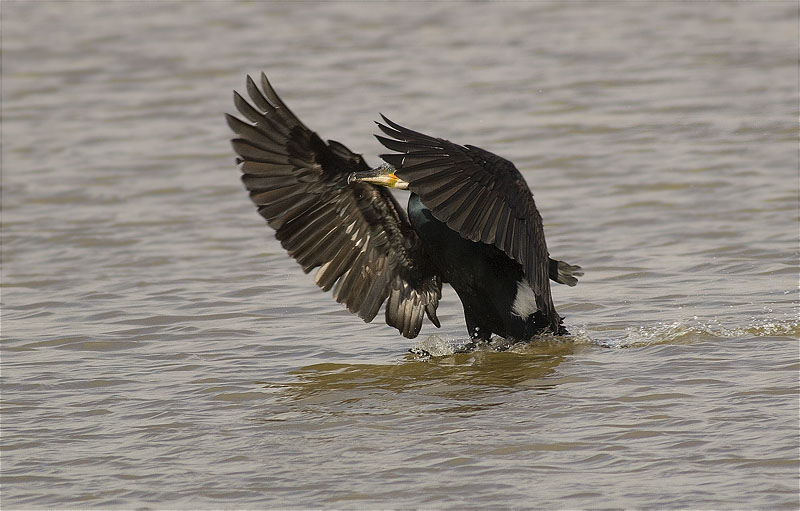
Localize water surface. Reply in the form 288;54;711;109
2;2;798;509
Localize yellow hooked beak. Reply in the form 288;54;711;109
348;163;410;190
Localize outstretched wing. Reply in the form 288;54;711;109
227;75;441;338
375;115;560;332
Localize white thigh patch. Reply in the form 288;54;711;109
511;279;538;318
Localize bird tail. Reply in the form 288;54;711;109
549;258;583;287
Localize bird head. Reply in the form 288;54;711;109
348;163;410;190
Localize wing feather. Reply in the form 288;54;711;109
228;75;441;338
375;117;563;332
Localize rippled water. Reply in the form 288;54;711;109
2;2;798;509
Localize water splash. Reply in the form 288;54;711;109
589;316;800;349
409;335;461;357
409;332;584;358
410;316;799;356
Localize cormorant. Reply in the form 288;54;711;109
227;74;581;342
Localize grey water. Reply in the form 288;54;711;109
2;2;798;509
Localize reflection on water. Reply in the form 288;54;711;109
277;316;800;408
284;339;576;402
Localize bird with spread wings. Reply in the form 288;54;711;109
227;74;581;341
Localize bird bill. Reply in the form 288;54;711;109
348;163;410;190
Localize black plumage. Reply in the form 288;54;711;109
375;115;563;333
228;74;581;341
227;74;440;338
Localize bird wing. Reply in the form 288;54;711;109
375;115;560;332
228;75;441;338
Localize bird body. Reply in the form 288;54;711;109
406;193;556;340
228;74;581;344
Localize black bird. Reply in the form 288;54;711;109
227;74;581;342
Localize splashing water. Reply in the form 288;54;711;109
411;315;799;357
